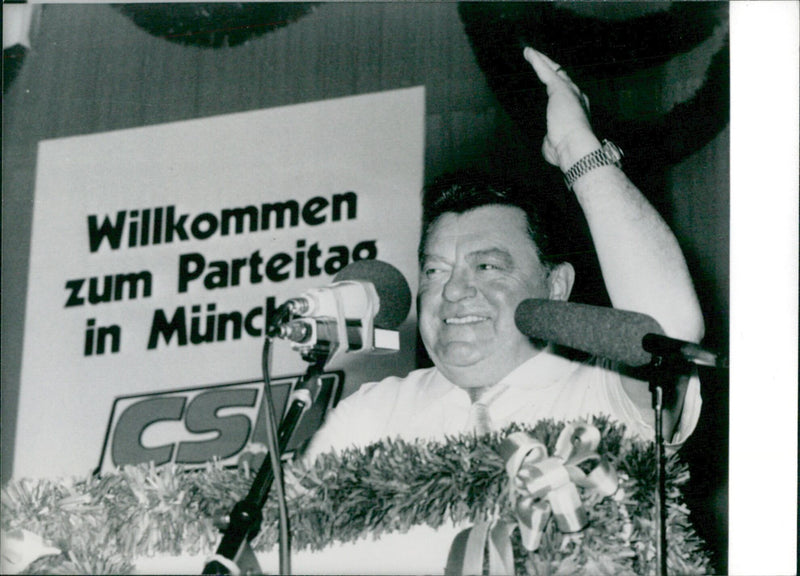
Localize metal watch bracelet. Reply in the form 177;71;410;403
563;139;623;190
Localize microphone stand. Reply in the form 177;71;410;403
646;352;692;576
643;332;726;576
202;339;332;575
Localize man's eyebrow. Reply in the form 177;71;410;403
467;248;514;264
420;253;450;265
421;248;515;267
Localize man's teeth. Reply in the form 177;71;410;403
444;315;486;325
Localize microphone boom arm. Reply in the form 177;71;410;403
642;333;728;369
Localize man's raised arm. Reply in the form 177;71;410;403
524;47;704;344
524;47;705;436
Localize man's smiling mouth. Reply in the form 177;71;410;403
444;315;489;325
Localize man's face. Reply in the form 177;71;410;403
418;205;556;390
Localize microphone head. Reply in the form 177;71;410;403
515;299;665;366
334;259;412;329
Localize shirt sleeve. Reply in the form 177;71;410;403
300;378;399;464
666;371;702;448
598;358;702;449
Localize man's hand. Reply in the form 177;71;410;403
523;47;602;172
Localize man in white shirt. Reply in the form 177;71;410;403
304;47;705;461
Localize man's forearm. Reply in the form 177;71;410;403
570;163;705;343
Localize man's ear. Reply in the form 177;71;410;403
547;262;575;301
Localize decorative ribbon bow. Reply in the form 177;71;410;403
446;422;618;576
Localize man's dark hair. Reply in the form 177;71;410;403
418;169;572;270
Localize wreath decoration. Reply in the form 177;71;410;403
2;417;712;575
114;3;318;49
458;2;730;169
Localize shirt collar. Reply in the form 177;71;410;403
431;346;572;402
498;346;573;389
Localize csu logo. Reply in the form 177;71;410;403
97;374;342;474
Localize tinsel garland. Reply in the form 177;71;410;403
2;417;712;575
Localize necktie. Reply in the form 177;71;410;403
465;383;508;435
467;401;493;435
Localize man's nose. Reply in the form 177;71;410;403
443;268;477;301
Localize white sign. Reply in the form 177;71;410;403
16;87;425;478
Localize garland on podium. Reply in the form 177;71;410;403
2;417;712;575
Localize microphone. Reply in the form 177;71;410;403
515;299;726;368
273;259;412;355
330;259;412;330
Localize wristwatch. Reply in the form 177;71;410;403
563;139;623;190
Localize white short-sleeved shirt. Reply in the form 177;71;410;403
304;348;701;461
285;349;701;574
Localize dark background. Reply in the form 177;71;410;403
2;3;730;572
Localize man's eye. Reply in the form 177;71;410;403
477;262;501;271
424;267;444;278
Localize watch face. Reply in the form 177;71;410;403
602;140;623;163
